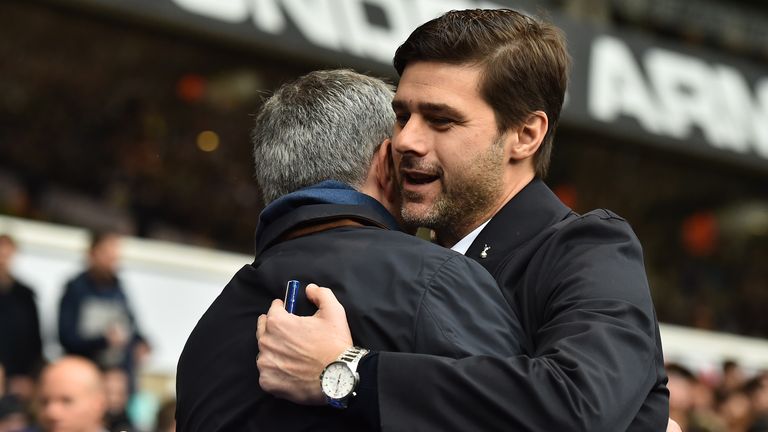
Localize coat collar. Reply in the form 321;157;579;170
254;181;401;255
465;178;573;273
255;203;399;255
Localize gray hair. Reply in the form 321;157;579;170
252;69;395;204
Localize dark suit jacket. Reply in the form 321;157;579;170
175;203;524;431
376;179;669;431
0;279;43;377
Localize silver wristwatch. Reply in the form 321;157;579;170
319;346;369;409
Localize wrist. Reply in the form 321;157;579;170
319;346;370;409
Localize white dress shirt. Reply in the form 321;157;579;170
450;219;491;255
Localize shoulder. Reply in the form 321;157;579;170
67;271;90;285
490;208;642;280
12;279;36;299
63;271;93;295
532;209;652;304
548;209;640;250
533;208;644;273
572;209;631;227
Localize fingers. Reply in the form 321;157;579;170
305;283;323;306
267;298;285;314
305;283;342;313
258;299;285;343
256;314;266;341
666;419;682;432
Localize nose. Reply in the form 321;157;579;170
393;116;429;157
42;401;61;422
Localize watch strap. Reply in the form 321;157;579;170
336;346;369;371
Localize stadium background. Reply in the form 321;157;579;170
1;0;767;429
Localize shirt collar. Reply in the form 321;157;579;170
450;219;491;255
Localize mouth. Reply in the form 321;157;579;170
401;169;440;187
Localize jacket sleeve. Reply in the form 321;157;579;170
413;254;524;358
375;215;667;432
26;288;45;373
58;282;108;355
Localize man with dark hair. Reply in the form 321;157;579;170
59;231;149;392
0;233;44;403
175;69;523;430
257;9;669;431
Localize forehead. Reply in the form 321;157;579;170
41;370;89;397
93;236;120;252
393;61;487;110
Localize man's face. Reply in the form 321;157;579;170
38;369;105;432
0;239;16;270
103;369;129;413
89;236;120;274
391;61;508;243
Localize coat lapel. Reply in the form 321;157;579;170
466;179;573;274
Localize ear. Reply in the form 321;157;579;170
374;139;397;202
508;111;548;161
92;391;108;423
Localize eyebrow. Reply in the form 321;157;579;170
391;100;464;119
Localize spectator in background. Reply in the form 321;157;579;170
660;367;768;432
0;234;44;404
720;359;747;398
667;362;728;432
36;356;107;432
718;387;752;431
1;365;35;432
667;363;698;431
746;374;768;431
0;393;31;432
154;398;175;432
102;367;135;432
58;232;150;393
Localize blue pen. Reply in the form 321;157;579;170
284;280;300;314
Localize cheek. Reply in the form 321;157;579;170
438;144;479;178
64;400;90;419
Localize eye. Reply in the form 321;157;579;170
428;116;455;129
395;112;410;127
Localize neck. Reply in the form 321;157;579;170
435;219;486;248
89;267;114;283
0;270;12;290
359;184;403;229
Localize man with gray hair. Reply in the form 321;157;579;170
175;69;524;431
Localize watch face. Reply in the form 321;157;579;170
321;362;356;399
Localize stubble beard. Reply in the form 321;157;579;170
399;137;506;245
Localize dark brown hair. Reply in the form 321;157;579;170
89;230;119;252
393;9;570;177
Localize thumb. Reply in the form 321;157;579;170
306;283;352;346
306;283;344;315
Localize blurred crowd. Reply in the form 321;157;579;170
4;229;768;432
668;360;768;432
0;232;173;432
